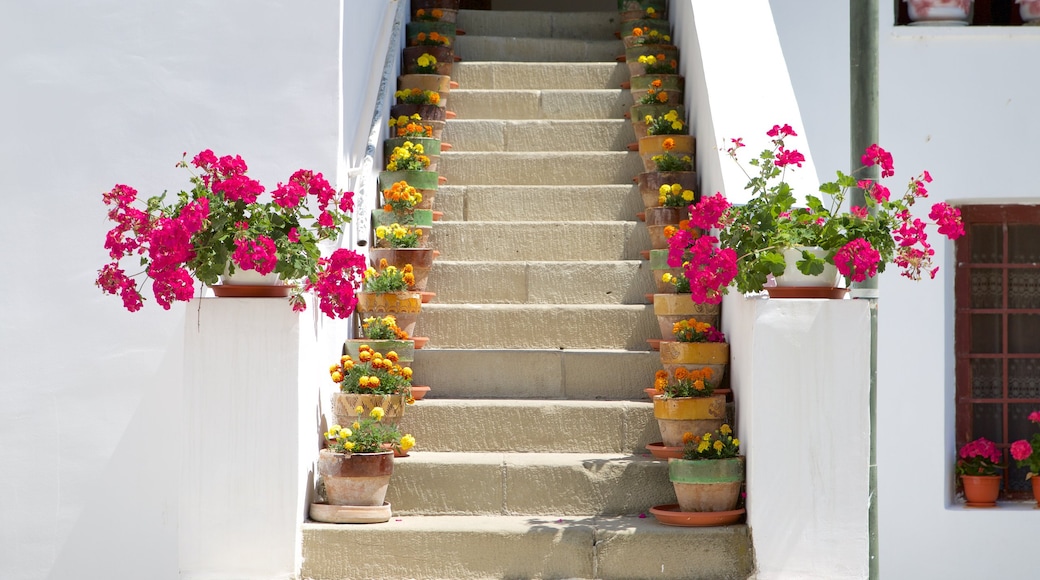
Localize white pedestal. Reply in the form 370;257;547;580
180;298;305;579
723;294;871;580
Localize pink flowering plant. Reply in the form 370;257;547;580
669;124;966;303
1010;411;1040;480
956;437;1004;477
97;149;366;317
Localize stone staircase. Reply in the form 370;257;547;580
301;6;755;579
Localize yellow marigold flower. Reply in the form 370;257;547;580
659;184;670;196
330;364;340;373
375;225;388;239
714;440;724;452
402;367;413;379
682;189;695;201
400;434;416;453
703;433;712;441
352;421;361;430
698;440;710;453
343;360;354;371
646;7;656;15
662;272;674;284
671;120;684;131
720;424;732;436
331;371;343;383
359;376;370;387
326;424;341;436
370;377;381;387
671;183;682;195
662;138;675;151
359;350;372;362
355;405;364;415
370;407;385;421
339;427;352;438
733;438;740;447
343;441;354;451
386;351;399;362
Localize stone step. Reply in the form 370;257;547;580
437;184;642;222
426;260;654;304
455;35;621;62
413;304;659;350
385;451;673;516
439;151;642;185
430;221;645;261
449;89;633;120
456;9;620;40
442;119;635;152
302;516;755;580
451;61;628;90
398;399;656;452
411;349;660;399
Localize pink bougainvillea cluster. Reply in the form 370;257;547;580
97;150;365;318
667;124;966;303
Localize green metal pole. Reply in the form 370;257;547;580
850;1;879;579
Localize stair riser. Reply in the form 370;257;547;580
410;349;661;399
385;455;675;516
437;185;643;222
414;305;659;349
452;62;629;90
457;10;620;40
397;400;657;453
455;36;621;62
442;120;635;152
302;519;755;580
449;89;633;120
430;221;646;261
439;151;643;185
426;261;654;304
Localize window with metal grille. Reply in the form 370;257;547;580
955;205;1040;500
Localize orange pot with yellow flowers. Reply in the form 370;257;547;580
652;366;726;448
329;344;414;429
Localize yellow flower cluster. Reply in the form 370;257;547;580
638;53;677;74
415;52;439;74
395;88;441;106
658;183;695;207
362;315;411;340
386;142;431;172
363;259;416;292
332;345;413;391
389;114;434;139
375;222;424;249
630;26;671;45
324;424;355;451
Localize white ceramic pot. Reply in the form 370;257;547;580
774;247;840;288
906;0;973;24
1019;0;1040;23
220;265;281;286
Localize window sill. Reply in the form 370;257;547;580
948;500;1039;511
891;24;1040;38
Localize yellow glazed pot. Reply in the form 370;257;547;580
653;394;726;447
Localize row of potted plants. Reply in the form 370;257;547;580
956;413;1040;507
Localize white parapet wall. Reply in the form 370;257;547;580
723;293;871;580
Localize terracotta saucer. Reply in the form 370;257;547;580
640;250;650;261
411;385;431;400
765;287;849;299
420;291;437;303
647;338;661;351
964;502;997;508
645;442;683;459
412;336;429;349
309;501;392;524
210;284;292;298
649;505;745;527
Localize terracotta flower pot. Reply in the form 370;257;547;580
398;73;452;108
629;73;684;96
630;104;685;139
625;45;679;77
369;248;435;292
637;171;698;209
668;456;744;512
391;103;446;123
406;21;457;46
355;291;422;336
961;474;1001;507
653;394;727;447
402;46;455;76
654;294;720;339
318;449;394;506
385;137;441;172
649;249;683;293
639;134;695;173
330;392;409;427
660;341;730;386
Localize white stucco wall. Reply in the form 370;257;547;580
763;2;1040;578
0;1;389;578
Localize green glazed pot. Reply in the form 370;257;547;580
668;456;744;512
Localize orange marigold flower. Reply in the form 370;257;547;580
417;32;427;41
632;27;643;36
654;378;667;391
693;379;705;391
657;92;669;103
655;369;668;381
662;138;675;151
651;79;662;88
682;432;697;444
674;367;689;381
663;225;677;238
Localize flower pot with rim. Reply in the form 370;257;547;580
372;209;433;245
960;474;1001;507
355;291;422;336
650;249;683;293
639;134;695;173
391;103;446;124
317;449;394;507
379;170;439;210
668;456;744;512
369;248;436;292
905;0;973;24
637;171;698;209
398;74;452;108
654;294;720;339
406;21;457;45
412;5;459;23
629;73;684;100
402;46;455;76
653;394;727;447
660;341;729;386
331;392;408;427
1019;0;1040;22
765;246;849;299
630;104;685;138
621;22;673;47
